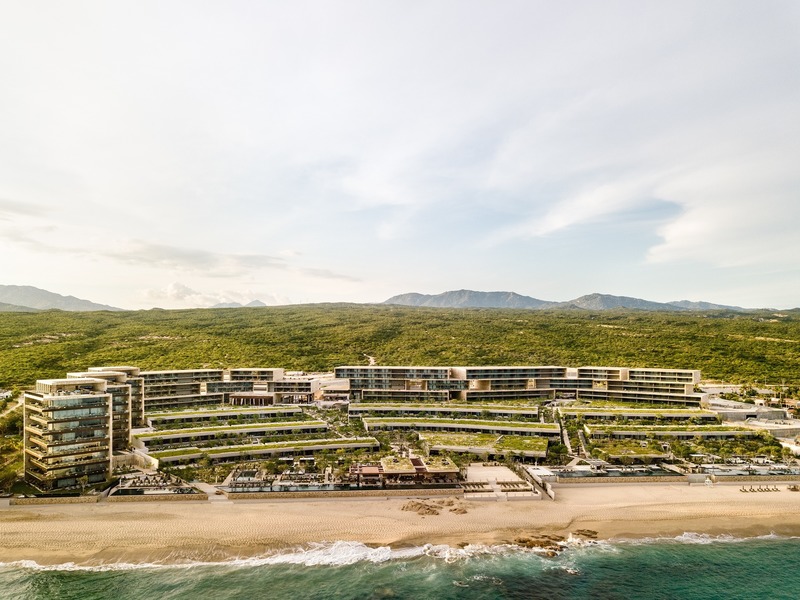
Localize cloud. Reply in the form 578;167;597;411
0;199;46;220
646;156;800;268
104;240;359;282
144;282;292;308
482;174;668;245
1;229;360;284
1;2;798;308
103;240;284;274
299;267;361;283
153;282;199;301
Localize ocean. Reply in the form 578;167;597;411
2;535;798;600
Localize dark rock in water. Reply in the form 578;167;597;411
513;534;565;551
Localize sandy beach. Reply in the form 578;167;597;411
2;482;800;565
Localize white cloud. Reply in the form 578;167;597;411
143;282;291;308
0;2;798;308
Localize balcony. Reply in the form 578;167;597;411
25;443;110;461
24;424;47;437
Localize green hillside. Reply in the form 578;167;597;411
1;304;799;389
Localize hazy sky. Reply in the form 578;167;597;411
1;1;798;309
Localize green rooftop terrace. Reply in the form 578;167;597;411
380;455;416;473
136;420;327;440
147;406;302;419
149;437;379;459
560;407;715;416
586;424;752;433
348;403;540;413
422;455;459;471
420;432;549;456
589;439;672;458
362;417;559;431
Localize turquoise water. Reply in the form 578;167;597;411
2;535;799;600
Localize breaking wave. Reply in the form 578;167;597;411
0;537;609;571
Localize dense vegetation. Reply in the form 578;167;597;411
1;304;799;390
0;409;23;490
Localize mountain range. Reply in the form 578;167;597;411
0;285;766;313
383;290;748;312
0;285;124;312
210;300;268;309
0;286;273;312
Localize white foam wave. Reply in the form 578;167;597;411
0;560;176;572
227;541;565;566
0;541;520;572
0;537;618;573
617;532;797;546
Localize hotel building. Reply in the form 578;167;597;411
23;378;114;491
337;365;705;405
22;362;706;490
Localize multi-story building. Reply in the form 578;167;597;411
338;365;706;405
21;366;295;490
22;362;707;489
68;371;132;452
138;369;225;412
229;368;284;381
23;378;114;491
136;368;298;410
87;366;144;427
334;366;463;402
260;376;321;404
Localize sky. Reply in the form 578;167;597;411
1;1;799;310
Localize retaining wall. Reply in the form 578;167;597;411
10;496;99;505
544;482;556;499
715;474;800;483
107;493;209;502
557;474;800;485
225;488;462;500
556;475;686;484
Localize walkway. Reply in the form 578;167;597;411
193;481;233;503
0;400;21;420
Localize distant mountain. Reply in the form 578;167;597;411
384;290;755;312
0;301;40;312
0;285;124;312
553;293;684;311
384;290;556;309
210;299;267;309
668;299;745;311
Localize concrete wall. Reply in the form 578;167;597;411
715;475;800;483
224;488;462;500
10;495;99;505
113;451;158;470
557;476;686;484
107;493;209;502
544;482;555;499
557;474;800;484
717;409;786;421
763;427;800;438
507;492;542;501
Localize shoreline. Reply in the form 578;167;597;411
2;481;800;566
